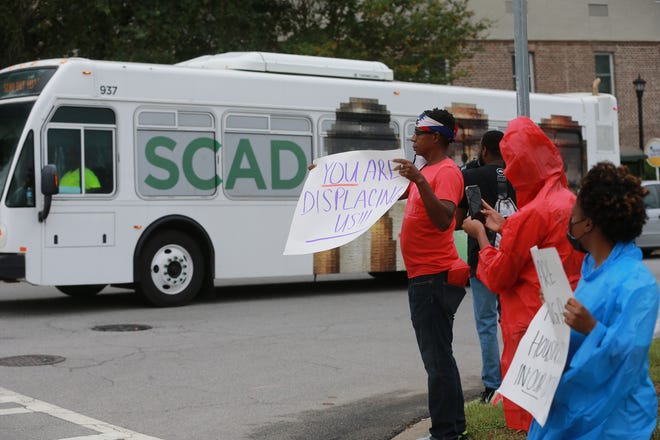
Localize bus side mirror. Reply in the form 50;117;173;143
39;164;58;222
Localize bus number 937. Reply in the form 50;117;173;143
100;85;117;95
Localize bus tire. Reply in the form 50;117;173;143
136;230;204;307
56;284;106;297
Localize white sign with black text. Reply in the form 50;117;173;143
497;246;574;426
284;149;407;255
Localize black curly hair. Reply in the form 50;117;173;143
577;162;648;243
481;130;504;158
425;108;456;144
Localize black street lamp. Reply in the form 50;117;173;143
633;74;646;151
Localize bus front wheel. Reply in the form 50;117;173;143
136;230;205;307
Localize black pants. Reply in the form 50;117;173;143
408;273;466;440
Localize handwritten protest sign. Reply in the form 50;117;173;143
284;149;407;255
497;246;574;426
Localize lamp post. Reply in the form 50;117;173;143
633;74;646;152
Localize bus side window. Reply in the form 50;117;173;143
322;98;399;156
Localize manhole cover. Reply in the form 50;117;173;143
91;324;152;332
0;355;66;367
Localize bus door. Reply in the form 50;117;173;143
40;105;118;285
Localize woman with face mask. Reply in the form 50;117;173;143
527;162;659;439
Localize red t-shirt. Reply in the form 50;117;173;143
399;158;464;278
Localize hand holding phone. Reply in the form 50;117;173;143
465;185;485;223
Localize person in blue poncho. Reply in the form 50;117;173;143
528;162;659;439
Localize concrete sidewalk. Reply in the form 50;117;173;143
390;387;482;440
391;417;431;440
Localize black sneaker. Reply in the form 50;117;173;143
480;387;496;404
458;430;470;439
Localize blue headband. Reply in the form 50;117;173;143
416;113;456;142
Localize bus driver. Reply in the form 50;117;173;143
59;167;101;194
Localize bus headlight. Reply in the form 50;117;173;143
0;224;6;248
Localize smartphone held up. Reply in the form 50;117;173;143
465;185;485;223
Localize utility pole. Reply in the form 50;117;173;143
514;0;530;117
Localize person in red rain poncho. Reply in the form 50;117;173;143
462;116;584;432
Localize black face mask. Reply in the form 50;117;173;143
567;218;589;253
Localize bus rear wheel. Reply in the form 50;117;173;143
56;284;106;297
136;230;204;307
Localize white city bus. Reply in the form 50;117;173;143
0;52;620;306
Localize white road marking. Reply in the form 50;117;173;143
0;386;163;440
59;435;134;440
59;435;129;440
0;407;32;415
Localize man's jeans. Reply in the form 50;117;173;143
408;273;466;440
470;277;502;390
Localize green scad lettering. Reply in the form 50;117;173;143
225;139;266;190
182;137;222;190
271;140;306;190
145;136;178;190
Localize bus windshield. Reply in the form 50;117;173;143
0;102;34;199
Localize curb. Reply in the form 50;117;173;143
391;389;482;440
391;418;431;440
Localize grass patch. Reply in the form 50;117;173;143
651;339;660;440
466;339;660;439
465;399;526;439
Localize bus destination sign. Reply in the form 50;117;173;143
0;67;57;100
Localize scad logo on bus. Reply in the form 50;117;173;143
138;130;310;197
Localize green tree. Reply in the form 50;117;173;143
280;0;490;84
1;0;487;84
0;0;295;65
0;1;42;68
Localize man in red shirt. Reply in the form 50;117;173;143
462;117;584;432
394;108;470;440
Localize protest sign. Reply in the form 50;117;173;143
497;246;574;426
284;149;407;255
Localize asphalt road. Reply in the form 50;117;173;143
3;256;660;440
0;273;483;440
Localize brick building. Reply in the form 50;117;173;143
453;0;659;171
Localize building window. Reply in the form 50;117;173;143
512;53;535;92
588;4;609;17
595;53;614;94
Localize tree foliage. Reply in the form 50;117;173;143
1;0;489;84
0;0;292;66
280;0;489;83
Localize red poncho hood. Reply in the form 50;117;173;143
501;117;568;207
